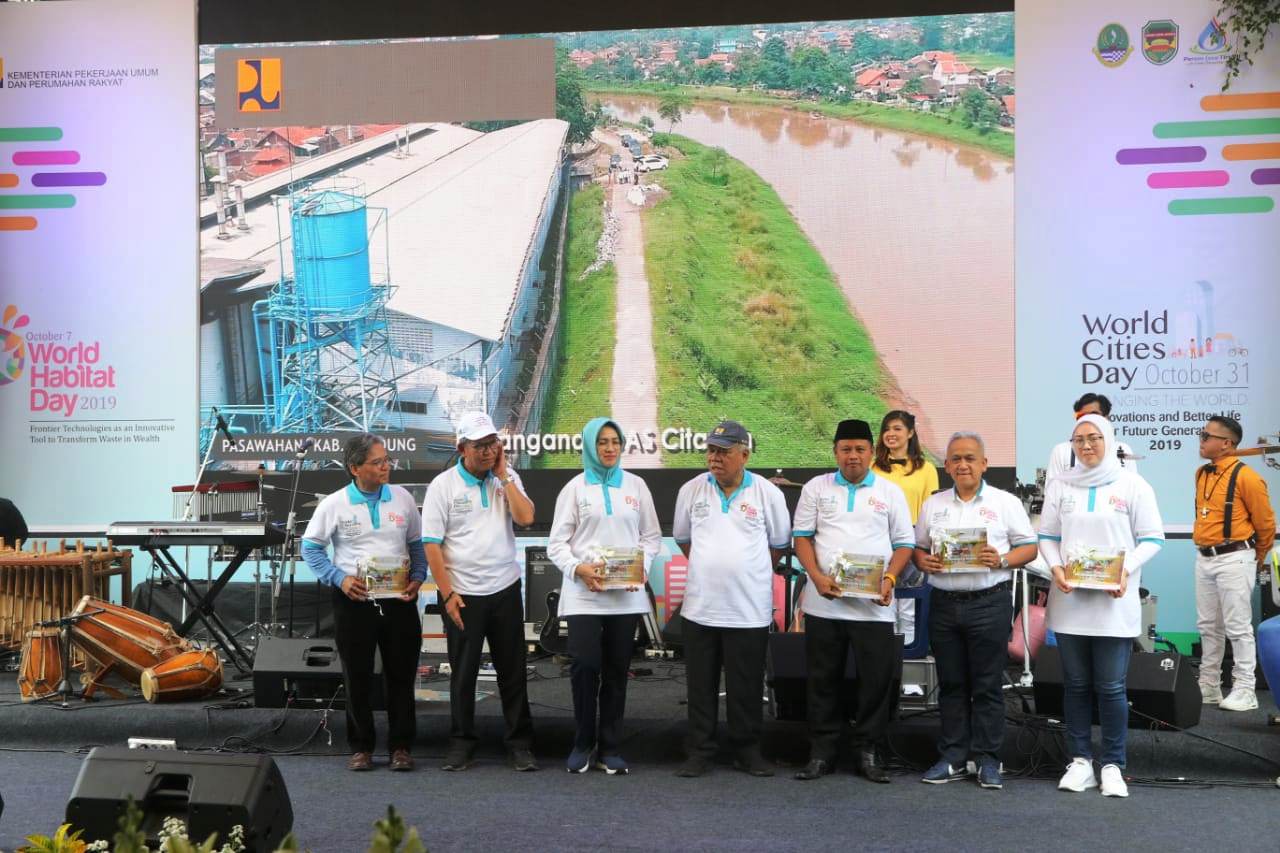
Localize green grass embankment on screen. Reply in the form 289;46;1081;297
585;83;1014;161
643;135;888;466
534;183;616;468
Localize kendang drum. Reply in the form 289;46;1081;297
69;596;189;683
140;648;223;703
18;627;63;702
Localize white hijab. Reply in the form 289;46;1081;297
1057;413;1125;488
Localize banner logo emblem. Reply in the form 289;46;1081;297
1;305;30;386
237;58;282;111
1189;17;1230;56
1142;20;1180;65
1094;23;1134;67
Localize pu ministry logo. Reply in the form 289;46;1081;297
1;304;30;386
237;58;282;112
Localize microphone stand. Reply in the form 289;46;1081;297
183;409;224;521
37;608;105;707
281;441;311;638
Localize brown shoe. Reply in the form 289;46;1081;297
347;751;373;771
390;749;414;772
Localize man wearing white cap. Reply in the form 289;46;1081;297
422;411;538;771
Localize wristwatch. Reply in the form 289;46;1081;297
999;555;1010;569
500;473;515;486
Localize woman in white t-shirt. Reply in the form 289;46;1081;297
547;418;661;775
1038;414;1164;799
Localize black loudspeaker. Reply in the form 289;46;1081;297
524;546;561;631
766;632;903;721
252;636;383;709
1033;646;1201;730
66;747;293;852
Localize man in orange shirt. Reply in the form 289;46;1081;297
1194;416;1276;712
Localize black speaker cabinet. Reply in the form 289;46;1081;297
766;632;903;721
524;546;562;631
253;636;383;709
1033;645;1201;730
66;747;293;852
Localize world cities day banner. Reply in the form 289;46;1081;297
1016;0;1280;523
0;0;198;524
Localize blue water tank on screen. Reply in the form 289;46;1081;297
291;188;371;313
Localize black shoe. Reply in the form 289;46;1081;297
794;758;833;781
675;756;711;778
510;748;540;772
440;747;474;772
733;752;775;777
857;749;890;784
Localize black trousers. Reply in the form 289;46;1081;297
805;615;897;761
331;588;421;754
566;613;639;754
443;580;533;751
929;587;1012;764
683;618;768;759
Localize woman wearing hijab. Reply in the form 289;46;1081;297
1038;414;1164;799
548;418;662;774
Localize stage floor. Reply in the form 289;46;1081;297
2;656;1280;852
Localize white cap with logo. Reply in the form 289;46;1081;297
455;411;499;444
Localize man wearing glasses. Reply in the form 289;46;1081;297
302;433;428;772
1193;416;1275;712
422;411;539;770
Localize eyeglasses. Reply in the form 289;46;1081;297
1198;431;1233;443
363;456;393;468
469;439;501;454
1069;435;1105;448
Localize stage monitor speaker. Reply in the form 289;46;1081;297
1033;646;1201;730
524;546;562;641
66;747;292;852
766;632;903;722
252;636;383;710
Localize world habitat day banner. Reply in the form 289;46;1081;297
0;0;199;524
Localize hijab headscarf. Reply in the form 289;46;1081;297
582;418;625;513
1057;413;1124;488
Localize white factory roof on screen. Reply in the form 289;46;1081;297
371;118;569;343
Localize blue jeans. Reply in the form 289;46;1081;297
1055;633;1131;767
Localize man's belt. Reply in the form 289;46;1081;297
930;580;1012;601
1197;538;1255;558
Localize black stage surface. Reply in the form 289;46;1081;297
2;656;1279;852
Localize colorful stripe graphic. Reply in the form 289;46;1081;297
1200;92;1280;111
1154;118;1280;138
1223;143;1280;161
12;150;80;166
0;216;38;231
0;174;17;189
31;172;106;188
0;195;76;210
0;128;63;143
1253;169;1280;186
1116;146;1206;165
1168;197;1274;215
1147;170;1229;189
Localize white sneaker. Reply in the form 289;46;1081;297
1058;757;1097;792
1199;683;1223;704
1219;688;1258;711
1100;764;1128;797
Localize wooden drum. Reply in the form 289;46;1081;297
18;627;63;702
69;595;189;683
140;648;223;703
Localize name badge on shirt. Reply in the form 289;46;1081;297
692;499;711;520
337;516;362;539
451;494;475;515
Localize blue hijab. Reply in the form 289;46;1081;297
582;417;625;514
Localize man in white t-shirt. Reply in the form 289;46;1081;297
791;419;915;784
1045;393;1138;482
422;411;538;772
671;419;791;778
914;431;1038;790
